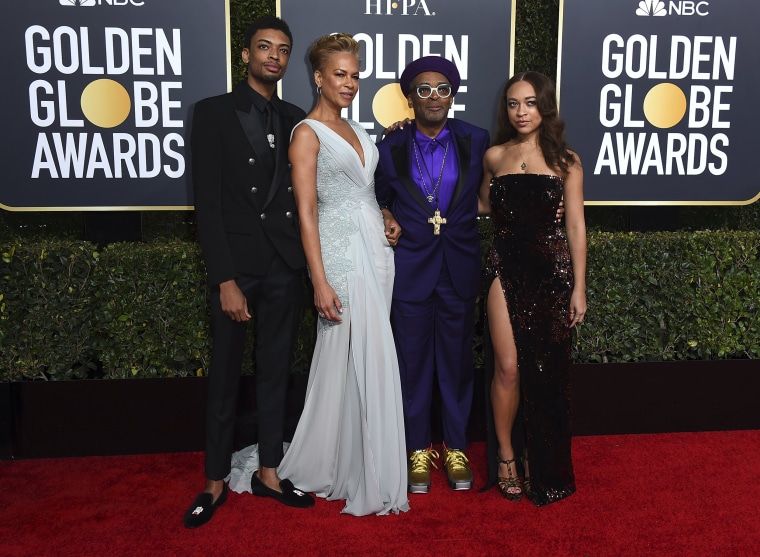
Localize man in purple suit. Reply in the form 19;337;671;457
375;56;489;494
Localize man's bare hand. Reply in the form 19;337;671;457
381;118;413;139
382;209;402;246
219;279;251;322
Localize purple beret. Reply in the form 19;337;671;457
399;56;461;97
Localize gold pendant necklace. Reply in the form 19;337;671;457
516;141;528;171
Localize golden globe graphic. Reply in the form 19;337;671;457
372;83;414;129
80;79;132;128
26;24;186;181
594;32;734;178
559;0;759;203
643;83;687;129
1;0;229;209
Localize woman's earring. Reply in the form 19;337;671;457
317;86;322;95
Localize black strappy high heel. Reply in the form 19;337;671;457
496;455;523;502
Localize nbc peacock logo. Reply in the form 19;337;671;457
60;0;97;5
636;0;667;16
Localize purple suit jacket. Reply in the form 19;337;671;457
375;119;490;302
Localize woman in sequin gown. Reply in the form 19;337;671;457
477;71;587;506
276;34;409;516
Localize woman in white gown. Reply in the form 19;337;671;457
277;33;409;516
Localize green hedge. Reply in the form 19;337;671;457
90;242;210;379
0;241;98;380
0;241;209;380
576;231;760;362
1;230;757;381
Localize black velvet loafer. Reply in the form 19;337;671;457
251;473;315;508
183;484;228;529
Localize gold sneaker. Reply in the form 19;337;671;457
442;443;474;491
407;446;439;494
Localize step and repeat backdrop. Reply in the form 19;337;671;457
0;0;229;210
0;0;513;211
279;0;514;142
2;0;757;209
558;0;759;204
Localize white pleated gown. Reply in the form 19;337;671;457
277;119;409;516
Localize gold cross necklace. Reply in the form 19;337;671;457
413;138;450;235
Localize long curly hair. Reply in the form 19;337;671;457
493;71;573;175
308;33;361;73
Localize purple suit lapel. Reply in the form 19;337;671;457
390;131;432;215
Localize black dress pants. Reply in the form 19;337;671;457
204;255;303;479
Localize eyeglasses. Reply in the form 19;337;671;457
415;83;453;99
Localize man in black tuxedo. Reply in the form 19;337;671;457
184;16;314;529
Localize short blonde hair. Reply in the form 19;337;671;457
308;33;360;73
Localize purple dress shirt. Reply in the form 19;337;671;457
411;125;458;215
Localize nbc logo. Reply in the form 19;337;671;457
60;0;96;5
636;0;666;16
636;0;710;16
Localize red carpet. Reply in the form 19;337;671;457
1;431;759;556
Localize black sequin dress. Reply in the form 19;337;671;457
483;173;576;506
